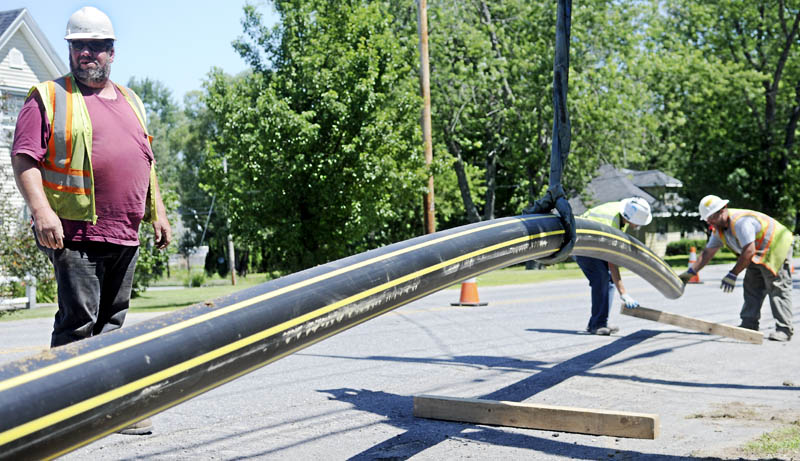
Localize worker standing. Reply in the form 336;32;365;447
679;195;794;342
575;198;652;335
10;6;170;433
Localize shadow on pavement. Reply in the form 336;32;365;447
326;330;701;460
525;327;589;335
479;329;659;401
319;389;709;461
322;329;795;459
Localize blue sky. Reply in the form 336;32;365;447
18;1;278;102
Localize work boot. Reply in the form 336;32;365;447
589;326;619;336
767;330;792;342
117;418;153;435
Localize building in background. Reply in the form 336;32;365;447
0;8;68;223
570;164;693;256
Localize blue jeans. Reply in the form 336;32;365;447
574;255;615;331
37;238;139;347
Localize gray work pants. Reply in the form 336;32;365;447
38;239;139;347
740;253;794;335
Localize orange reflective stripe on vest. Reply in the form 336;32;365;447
717;209;792;276
30;73;157;224
41;77;91;195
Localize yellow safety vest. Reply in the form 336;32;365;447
29;73;157;224
581;201;629;233
716;209;792;276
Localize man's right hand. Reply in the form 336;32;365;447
678;267;696;284
33;207;64;249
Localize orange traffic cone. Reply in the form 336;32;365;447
451;277;488;306
687;246;701;283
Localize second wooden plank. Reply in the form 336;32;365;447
621;305;763;344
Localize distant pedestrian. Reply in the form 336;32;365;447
575;198;652;335
679;195;793;342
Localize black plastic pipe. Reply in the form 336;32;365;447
0;215;682;460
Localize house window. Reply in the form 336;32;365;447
8;48;24;70
1;92;26;146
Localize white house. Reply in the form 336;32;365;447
0;8;68;222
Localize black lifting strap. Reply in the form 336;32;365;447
524;0;574;264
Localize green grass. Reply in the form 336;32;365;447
0;306;58;321
0;274;268;322
0;249;742;322
473;263;585;287
128;276;266;312
742;422;800;458
663;250;738;269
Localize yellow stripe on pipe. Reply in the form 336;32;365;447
47;247;562;460
572;245;679;291
0;229;563;446
0;216;557;395
575;228;671;271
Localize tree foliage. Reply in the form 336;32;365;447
426;0;654;224
170;0;800;282
126;77;179;294
642;0;800;228
204;1;428;272
0;181;56;302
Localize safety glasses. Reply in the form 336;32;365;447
69;40;113;53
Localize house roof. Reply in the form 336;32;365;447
569;164;682;217
625;169;682;188
0;8;68;82
0;9;24;37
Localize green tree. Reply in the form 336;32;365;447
126;78;180;293
643;0;800;228
0;169;56;302
174;89;236;277
204;1;428;272
0;86;55;302
427;0;655;225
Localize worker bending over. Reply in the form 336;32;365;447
680;195;794;342
576;197;652;335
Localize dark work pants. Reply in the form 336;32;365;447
574;255;615;331
38;239;139;347
740;253;794;335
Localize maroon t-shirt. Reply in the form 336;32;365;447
11;81;154;246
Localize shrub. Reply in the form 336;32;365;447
185;272;206;287
0;224;57;303
665;239;707;256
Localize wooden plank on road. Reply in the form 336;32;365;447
413;395;659;439
621;306;763;344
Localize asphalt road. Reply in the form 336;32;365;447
2;261;799;460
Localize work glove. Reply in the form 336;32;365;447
720;271;737;293
678;267;696;284
620;293;639;309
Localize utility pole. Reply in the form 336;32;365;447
222;158;237;286
417;0;436;234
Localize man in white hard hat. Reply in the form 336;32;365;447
679;195;794;341
575;197;652;335
10;6;170;433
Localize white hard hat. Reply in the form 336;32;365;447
65;7;116;41
698;194;729;221
620;197;652;226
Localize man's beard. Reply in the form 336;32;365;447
70;57;111;86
